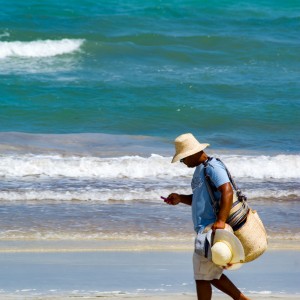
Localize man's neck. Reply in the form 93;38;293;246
197;152;209;166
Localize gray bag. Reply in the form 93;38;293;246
195;230;214;260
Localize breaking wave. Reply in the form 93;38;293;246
0;39;84;59
0;153;299;180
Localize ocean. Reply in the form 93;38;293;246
0;0;299;297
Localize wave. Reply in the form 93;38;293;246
0;153;299;202
0;39;84;59
0;153;299;180
0;31;10;39
220;154;300;179
0;187;298;202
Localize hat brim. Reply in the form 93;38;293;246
171;143;209;163
207;229;245;270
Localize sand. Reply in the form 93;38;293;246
0;294;299;300
0;240;298;299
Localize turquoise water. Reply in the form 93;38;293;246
1;0;299;151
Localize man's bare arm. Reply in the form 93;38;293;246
212;182;233;230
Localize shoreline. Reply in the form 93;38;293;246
0;239;299;253
0;293;299;300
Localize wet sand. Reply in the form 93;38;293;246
0;294;299;300
0;242;298;299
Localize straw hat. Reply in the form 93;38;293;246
172;133;209;163
206;224;245;270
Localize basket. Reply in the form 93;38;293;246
234;209;268;262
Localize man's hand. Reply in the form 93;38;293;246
211;219;226;231
164;193;181;205
222;262;233;270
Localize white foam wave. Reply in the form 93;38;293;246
0;188;190;202
0;187;298;202
0;39;84;59
0;153;299;180
222;154;300;179
0;154;189;179
246;188;300;200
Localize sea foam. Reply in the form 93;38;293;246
0;186;298;203
0;153;299;180
0;152;299;202
0;39;84;59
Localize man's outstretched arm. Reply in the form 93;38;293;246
165;193;193;206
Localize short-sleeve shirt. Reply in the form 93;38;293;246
191;158;230;233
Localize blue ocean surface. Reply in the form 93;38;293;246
0;0;299;297
0;0;299;151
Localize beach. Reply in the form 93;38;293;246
1;295;299;300
1;0;299;298
0;244;299;299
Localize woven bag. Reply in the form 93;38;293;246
234;209;268;262
204;157;268;263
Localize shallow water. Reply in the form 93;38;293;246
0;250;299;296
0;133;299;242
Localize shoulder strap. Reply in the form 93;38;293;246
203;158;219;217
215;158;247;202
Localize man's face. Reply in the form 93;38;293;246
181;151;203;168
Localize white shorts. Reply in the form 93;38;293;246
193;251;223;281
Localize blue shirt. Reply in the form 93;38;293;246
191;158;230;233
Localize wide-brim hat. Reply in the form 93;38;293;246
172;133;209;163
206;224;245;270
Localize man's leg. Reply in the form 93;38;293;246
211;274;250;300
195;280;212;300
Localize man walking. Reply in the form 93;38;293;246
164;133;250;300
